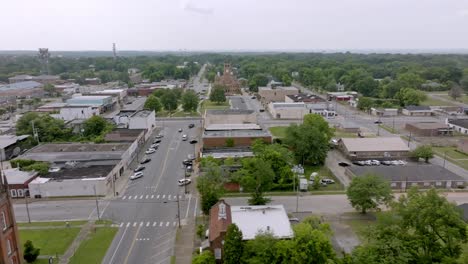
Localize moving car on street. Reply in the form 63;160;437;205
188;123;195;128
182;159;193;166
153;139;162;144
189;138;198;144
182;135;188;141
178;128;183;133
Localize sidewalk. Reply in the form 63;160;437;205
174;218;196;264
59;220;95;264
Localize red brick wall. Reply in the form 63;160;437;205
0;193;21;264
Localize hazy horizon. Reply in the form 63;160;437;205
1;0;467;51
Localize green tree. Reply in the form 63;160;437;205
357;97;374;111
224;224;244;264
225;138;234;147
410;145;434;163
143;95;162;112
43;83;58;97
181;90;199;112
16;112;72;142
83;115;113;138
248;73;269;92
396;72;424;89
284;114;333;165
236;158;275;205
281;74;292;86
291;222;336;263
160;90;178;112
192;250;216;264
461;74;468;93
242;231;278;264
209;85;226;104
395;88;427;106
196;162;224;215
252;140;294;184
23;240;40;263
346;173;393;214
196;224;205;241
449;82;463;100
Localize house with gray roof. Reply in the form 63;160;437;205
402;105;433;116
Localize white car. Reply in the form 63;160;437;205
130;172;144;180
364;160;373;166
178;178;191;186
145;148;156;154
182;135;188;141
151;143;159;149
396;160;407;165
370;160;381;165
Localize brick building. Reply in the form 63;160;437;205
214;63;241;95
405;122;453;137
0;176;21;264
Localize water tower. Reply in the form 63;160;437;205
38;48;50;75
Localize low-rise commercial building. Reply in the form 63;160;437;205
0;81;44;105
326;91;358;101
405;122;453;137
0;135;30;160
208;200;293;261
268;102;308;119
347;164;466;189
338;137;410;160
258;86;299;104
66;95;114;113
447;119;468;135
3;169;38;198
0;180;21;264
370;108;398;117
9;74;60;85
113;110;155;140
402;105;433;116
54;105;100;121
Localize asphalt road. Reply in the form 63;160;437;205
101;120;200;264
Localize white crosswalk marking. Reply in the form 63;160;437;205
134;195;138;199
145;195;149;199
166;222;170;227
133;222;137;227
179;195;182;199
157;195;160;199
146;222;150;227
160;222;163;227
122;196;127;200
126;222;130;227
151;195;154;199
162;195;166;199
173;222;177;227
120;223;124;227
139;195;144;199
140;222;144;227
153;222;157;227
168;195;171;200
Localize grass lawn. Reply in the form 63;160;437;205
172;111;200;117
19;228;81;256
420;96;456;106
304;165;344;191
378;124;398;134
69;227;118;264
269;126;288;138
18;221;87;228
433;146;468;170
334;131;358;138
30;259;54;264
200;100;230;114
439;94;468;104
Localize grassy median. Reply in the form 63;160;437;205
68;227;118;264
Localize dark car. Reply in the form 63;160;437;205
374;120;382;124
189;138;198;144
155;134;164;139
182;159;193;166
338;162;350;167
153;139;162;144
134;166;145;172
188;123;195;128
140;158;151;164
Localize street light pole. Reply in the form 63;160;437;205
25;195;31;223
93;185;101;221
176;194;181;228
443;151;448;168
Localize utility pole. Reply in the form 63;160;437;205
392;115;395;133
93;185;100;221
113;175;116;197
407;131;412;147
25;195;31;223
176;193;181;228
443;151;448;168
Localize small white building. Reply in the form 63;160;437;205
447;119;468;135
55;105;100;121
114;110;156;140
402;106;433;116
268;102;308;119
371;108;398;117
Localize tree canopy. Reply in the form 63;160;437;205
209;85;227;104
181;90;199;112
346;173;393;214
144;95;162;112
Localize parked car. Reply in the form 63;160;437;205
187;154;195;161
382;160;393;166
186;165;193;173
251;96;256;99
394;160;407;165
188;123;195;128
130;172;144;180
374;120;383;124
182;135;188;141
364;160;373;166
320;179;335;184
338;162;350;167
134;166;145;172
370;160;381;165
140;157;151;164
259;108;265;112
289;217;300;223
145;148;156;154
155;134;164;139
151;143;159;149
353;161;365;166
153;139;162;144
189;138;198;144
178;128;183;133
178;178;192;186
182;159;193;166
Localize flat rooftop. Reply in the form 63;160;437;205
271;102;306;108
340;137;410;152
132;110;153;118
0;81;42;91
259;86;298;91
205;124;261;131
286;93;325;103
0;135;29;149
407;122;449;129
231;205;294;240
348;164;465;182
4;169;37;184
44;165;114;180
203;129;271;138
206;109;254;115
448;119;468;129
105;129;144;142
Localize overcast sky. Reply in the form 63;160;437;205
1;0;467;51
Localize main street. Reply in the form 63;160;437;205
101;120;200;264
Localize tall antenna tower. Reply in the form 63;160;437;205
112;43;117;61
38;48;50;75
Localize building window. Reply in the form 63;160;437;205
457;182;465;186
390;183;396;187
17;189;23;197
411;182;418;187
10;190;17;198
424;182;430;187
436;181;442;186
7;239;11;255
1;212;7;230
